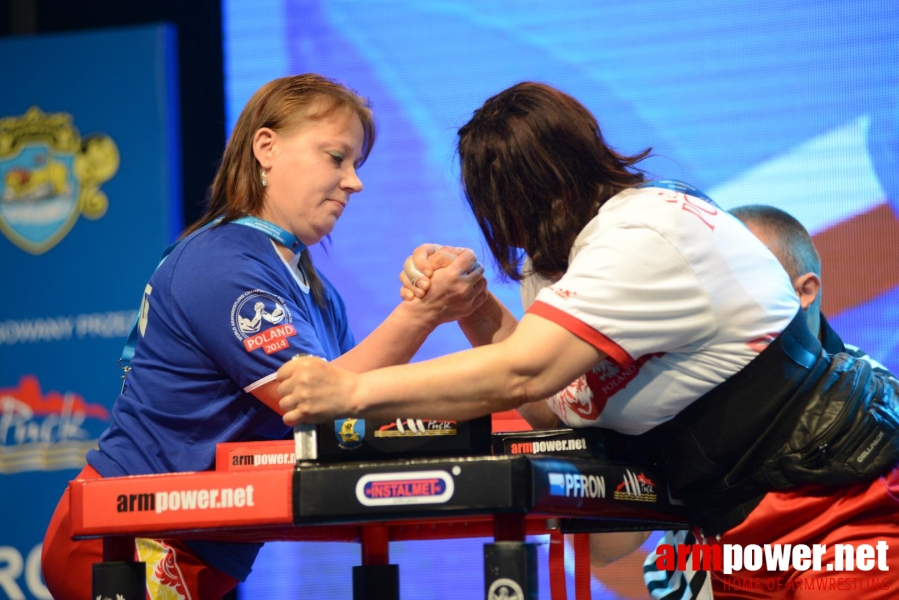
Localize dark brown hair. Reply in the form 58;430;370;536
184;74;376;304
457;82;650;280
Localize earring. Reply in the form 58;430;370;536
260;169;268;187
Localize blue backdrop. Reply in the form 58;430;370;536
0;25;181;600
223;1;899;598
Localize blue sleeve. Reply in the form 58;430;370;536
162;234;333;391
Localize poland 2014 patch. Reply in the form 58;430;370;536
230;290;296;355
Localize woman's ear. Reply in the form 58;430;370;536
252;127;276;167
793;272;821;310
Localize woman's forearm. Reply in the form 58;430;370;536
349;314;605;421
457;291;519;347
351;341;534;421
278;313;605;426
333;300;438;373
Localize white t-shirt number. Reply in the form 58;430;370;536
138;283;153;337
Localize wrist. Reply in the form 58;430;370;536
457;290;496;327
394;296;444;332
347;372;366;418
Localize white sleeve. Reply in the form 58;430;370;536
529;223;716;366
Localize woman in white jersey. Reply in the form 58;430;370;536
277;82;899;599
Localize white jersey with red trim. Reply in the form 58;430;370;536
525;185;799;434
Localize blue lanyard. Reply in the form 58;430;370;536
638;179;720;208
233;216;304;253
118;216;305;373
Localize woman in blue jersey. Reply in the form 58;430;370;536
41;74;487;599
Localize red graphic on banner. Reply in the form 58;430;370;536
2;375;109;419
0;375;111;473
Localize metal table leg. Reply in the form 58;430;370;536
484;514;537;600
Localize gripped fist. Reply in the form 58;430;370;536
399;243;482;301
277;355;358;425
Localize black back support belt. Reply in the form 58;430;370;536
638;309;827;535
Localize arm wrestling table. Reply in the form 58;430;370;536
71;425;688;600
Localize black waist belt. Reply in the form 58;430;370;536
638;309;899;536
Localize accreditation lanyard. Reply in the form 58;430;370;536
637;179;720;208
118;216;305;374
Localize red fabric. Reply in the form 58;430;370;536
549;533;594;600
572;533;592;600
529;301;634;368
710;466;899;599
42;465;239;600
491;410;534;433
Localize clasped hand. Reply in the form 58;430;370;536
399;244;485;316
276;243;486;426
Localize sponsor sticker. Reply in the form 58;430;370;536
614;469;657;502
356;470;454;507
335;418;364;449
374;418;457;438
509;437;587;455
487;578;524;600
548;471;606;499
548;472;566;496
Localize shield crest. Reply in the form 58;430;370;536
335;418;365;449
0;107;118;255
0;142;81;254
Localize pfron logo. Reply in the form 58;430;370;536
548;473;566;496
0;106;119;254
0;375;110;474
374;418;457;438
613;470;658;502
230;290;295;354
547;471;606;499
356;470;454;506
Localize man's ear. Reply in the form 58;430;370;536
252;127;276;167
793;272;821;310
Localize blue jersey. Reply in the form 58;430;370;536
87;221;355;579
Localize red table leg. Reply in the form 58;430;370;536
354;525;399;600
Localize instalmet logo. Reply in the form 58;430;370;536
356;470;455;507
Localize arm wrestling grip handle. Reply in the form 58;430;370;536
291;354;320;466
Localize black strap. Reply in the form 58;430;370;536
639;309;826;535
